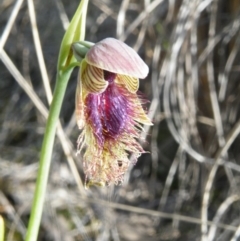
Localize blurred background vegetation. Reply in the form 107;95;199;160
1;0;240;240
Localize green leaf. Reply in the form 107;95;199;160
57;0;89;72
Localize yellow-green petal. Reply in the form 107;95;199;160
134;97;153;125
75;73;85;129
80;59;108;93
116;74;139;93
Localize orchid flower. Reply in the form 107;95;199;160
74;38;152;186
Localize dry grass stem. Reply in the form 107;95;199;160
1;0;240;240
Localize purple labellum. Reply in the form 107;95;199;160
76;38;152;186
85;72;130;147
103;70;116;83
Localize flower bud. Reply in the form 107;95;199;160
72;41;95;61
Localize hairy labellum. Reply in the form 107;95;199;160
85;77;130;146
75;38;152;187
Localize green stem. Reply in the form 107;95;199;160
25;0;89;238
25;70;72;241
0;216;4;241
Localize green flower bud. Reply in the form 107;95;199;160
72;41;94;61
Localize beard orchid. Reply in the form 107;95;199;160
75;38;152;187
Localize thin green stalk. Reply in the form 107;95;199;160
25;70;72;241
25;1;89;239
